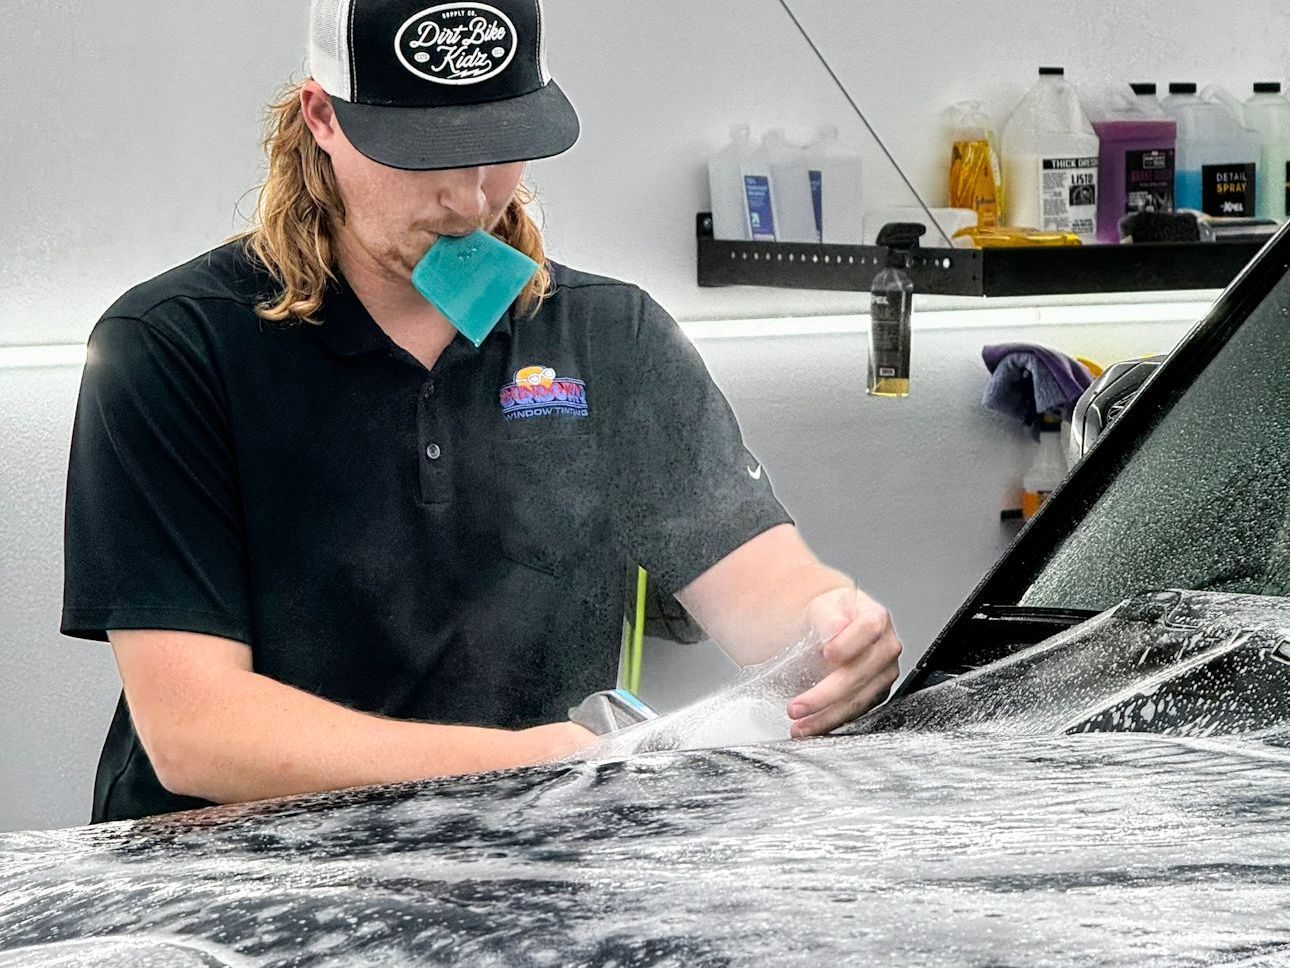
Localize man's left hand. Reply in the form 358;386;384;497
786;586;903;738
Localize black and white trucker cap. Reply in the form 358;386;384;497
308;0;580;170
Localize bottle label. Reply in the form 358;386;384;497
1201;163;1256;217
809;169;823;242
743;175;777;241
1125;148;1175;213
869;291;911;381
1039;157;1098;237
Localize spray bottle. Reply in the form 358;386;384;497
868;222;926;398
1022;409;1068;520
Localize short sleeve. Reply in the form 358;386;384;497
61;315;253;644
612;292;794;595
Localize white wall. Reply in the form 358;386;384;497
4;0;1287;345
2;0;1273;831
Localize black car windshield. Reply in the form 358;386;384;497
1021;259;1290;612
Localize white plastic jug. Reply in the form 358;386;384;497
736;131;780;242
1160;81;1200;115
763;129;819;244
1162;86;1261;218
1001;67;1101;242
1129;82;1170;118
707;125;755;241
807;124;865;244
1243;83;1290;222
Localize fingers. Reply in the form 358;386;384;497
788;605;894;719
820;601;891;665
787;625;903;737
787;665;855;721
789;663;899;738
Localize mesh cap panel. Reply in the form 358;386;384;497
309;0;355;100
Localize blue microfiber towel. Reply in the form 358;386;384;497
981;343;1093;438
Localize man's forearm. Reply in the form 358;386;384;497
143;669;582;805
706;562;851;666
678;525;852;667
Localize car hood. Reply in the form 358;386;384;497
4;735;1290;962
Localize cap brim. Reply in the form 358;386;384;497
331;81;580;171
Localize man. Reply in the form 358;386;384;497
61;0;902;824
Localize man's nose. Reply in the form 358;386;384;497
438;167;488;224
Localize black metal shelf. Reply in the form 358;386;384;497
695;213;1265;298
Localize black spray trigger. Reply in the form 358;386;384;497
876;222;927;267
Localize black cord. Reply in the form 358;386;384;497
776;0;953;247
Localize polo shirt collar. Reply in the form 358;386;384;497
313;270;515;356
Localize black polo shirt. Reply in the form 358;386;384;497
61;240;792;823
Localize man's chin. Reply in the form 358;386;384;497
386;245;430;277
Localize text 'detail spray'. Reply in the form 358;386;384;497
867;222;926;397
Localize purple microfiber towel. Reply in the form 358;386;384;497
981;343;1093;438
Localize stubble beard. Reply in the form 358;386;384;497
383;206;508;276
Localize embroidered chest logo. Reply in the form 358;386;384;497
395;4;518;85
500;366;589;421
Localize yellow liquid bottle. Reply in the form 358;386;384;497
868;376;911;398
948;102;1005;229
950;138;1001;228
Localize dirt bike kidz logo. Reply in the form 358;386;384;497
395;4;518;85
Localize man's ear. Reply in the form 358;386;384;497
299;81;340;156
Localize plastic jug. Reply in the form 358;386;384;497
1089;85;1177;242
1001;67;1101;242
1129;82;1170;118
807;124;865;244
948;101;1004;229
736;130;780;242
1161;85;1261;218
707;125;755;241
763;129;819;244
1160;81;1199;115
1244;82;1290;222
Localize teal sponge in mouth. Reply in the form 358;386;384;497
411;230;539;348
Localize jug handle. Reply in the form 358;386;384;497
1201;84;1249;127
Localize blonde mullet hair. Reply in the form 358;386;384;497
230;80;552;325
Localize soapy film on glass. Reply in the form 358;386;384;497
1023;269;1290;612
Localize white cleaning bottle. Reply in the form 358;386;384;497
1022;411;1067;520
1001;67;1101;242
763;129;820;244
1130;82;1169;117
707;125;755;241
1244;82;1290;222
808;124;865;244
734;130;780;242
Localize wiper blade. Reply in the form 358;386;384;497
972;604;1101;625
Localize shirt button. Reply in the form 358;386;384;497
425;443;442;461
422;380;436;399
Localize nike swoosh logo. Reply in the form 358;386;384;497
747;464;763;480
